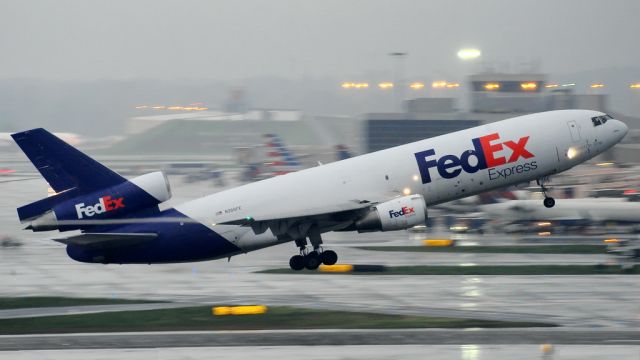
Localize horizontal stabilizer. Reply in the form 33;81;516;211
54;232;157;249
17;189;77;222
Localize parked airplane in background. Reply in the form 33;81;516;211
237;134;352;182
237;134;304;182
12;110;628;270
482;198;640;229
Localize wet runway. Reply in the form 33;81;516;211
1;344;639;360
0;329;639;351
2;241;638;328
1;171;639;355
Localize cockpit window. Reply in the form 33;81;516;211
592;116;602;126
592;115;612;127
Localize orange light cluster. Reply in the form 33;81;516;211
484;83;500;91
432;81;447;88
432;81;460;89
630;83;640;89
378;82;394;89
341;82;369;89
590;83;605;88
520;82;538;90
409;82;425;90
135;105;208;111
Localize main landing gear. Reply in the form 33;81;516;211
289;233;338;271
537;177;555;208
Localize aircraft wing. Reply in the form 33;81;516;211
222;197;382;225
218;191;403;238
54;233;157;249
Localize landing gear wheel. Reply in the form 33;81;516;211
543;197;555;208
321;250;338;265
304;251;321;270
289;255;305;271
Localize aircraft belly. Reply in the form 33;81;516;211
66;209;242;264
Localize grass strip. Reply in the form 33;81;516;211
0;297;159;310
0;305;555;334
258;264;639;275
356;245;607;254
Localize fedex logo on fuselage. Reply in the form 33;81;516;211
414;133;535;184
75;196;125;219
389;206;415;218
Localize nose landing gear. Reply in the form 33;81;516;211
537;177;555;208
543;197;556;208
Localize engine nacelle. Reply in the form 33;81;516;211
129;171;172;204
25;171;172;232
355;194;427;232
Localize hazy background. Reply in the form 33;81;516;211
1;0;639;134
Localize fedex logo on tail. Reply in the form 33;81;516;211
389;206;415;218
75;196;125;219
414;133;536;184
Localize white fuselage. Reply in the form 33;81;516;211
174;110;628;254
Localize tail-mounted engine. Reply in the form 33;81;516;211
355;194;427;232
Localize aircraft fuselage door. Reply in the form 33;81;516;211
567;120;581;142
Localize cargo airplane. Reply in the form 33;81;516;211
12;110;628;270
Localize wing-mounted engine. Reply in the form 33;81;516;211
355;194;427;232
20;172;172;232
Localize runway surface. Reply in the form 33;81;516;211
2;241;638;328
1;344;639;360
0;329;639;351
1;172;639;354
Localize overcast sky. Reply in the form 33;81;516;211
1;0;639;81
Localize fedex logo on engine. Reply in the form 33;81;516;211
389;206;415;218
414;133;536;184
75;196;125;219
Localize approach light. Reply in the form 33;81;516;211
432;81;447;89
484;83;500;91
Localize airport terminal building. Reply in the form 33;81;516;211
119;72;635;164
363;72;612;153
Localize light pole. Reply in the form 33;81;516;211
456;48;481;112
389;52;408;112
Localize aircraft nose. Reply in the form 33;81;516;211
612;119;629;141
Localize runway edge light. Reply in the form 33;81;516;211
319;264;354;273
212;305;268;316
423;239;455;247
